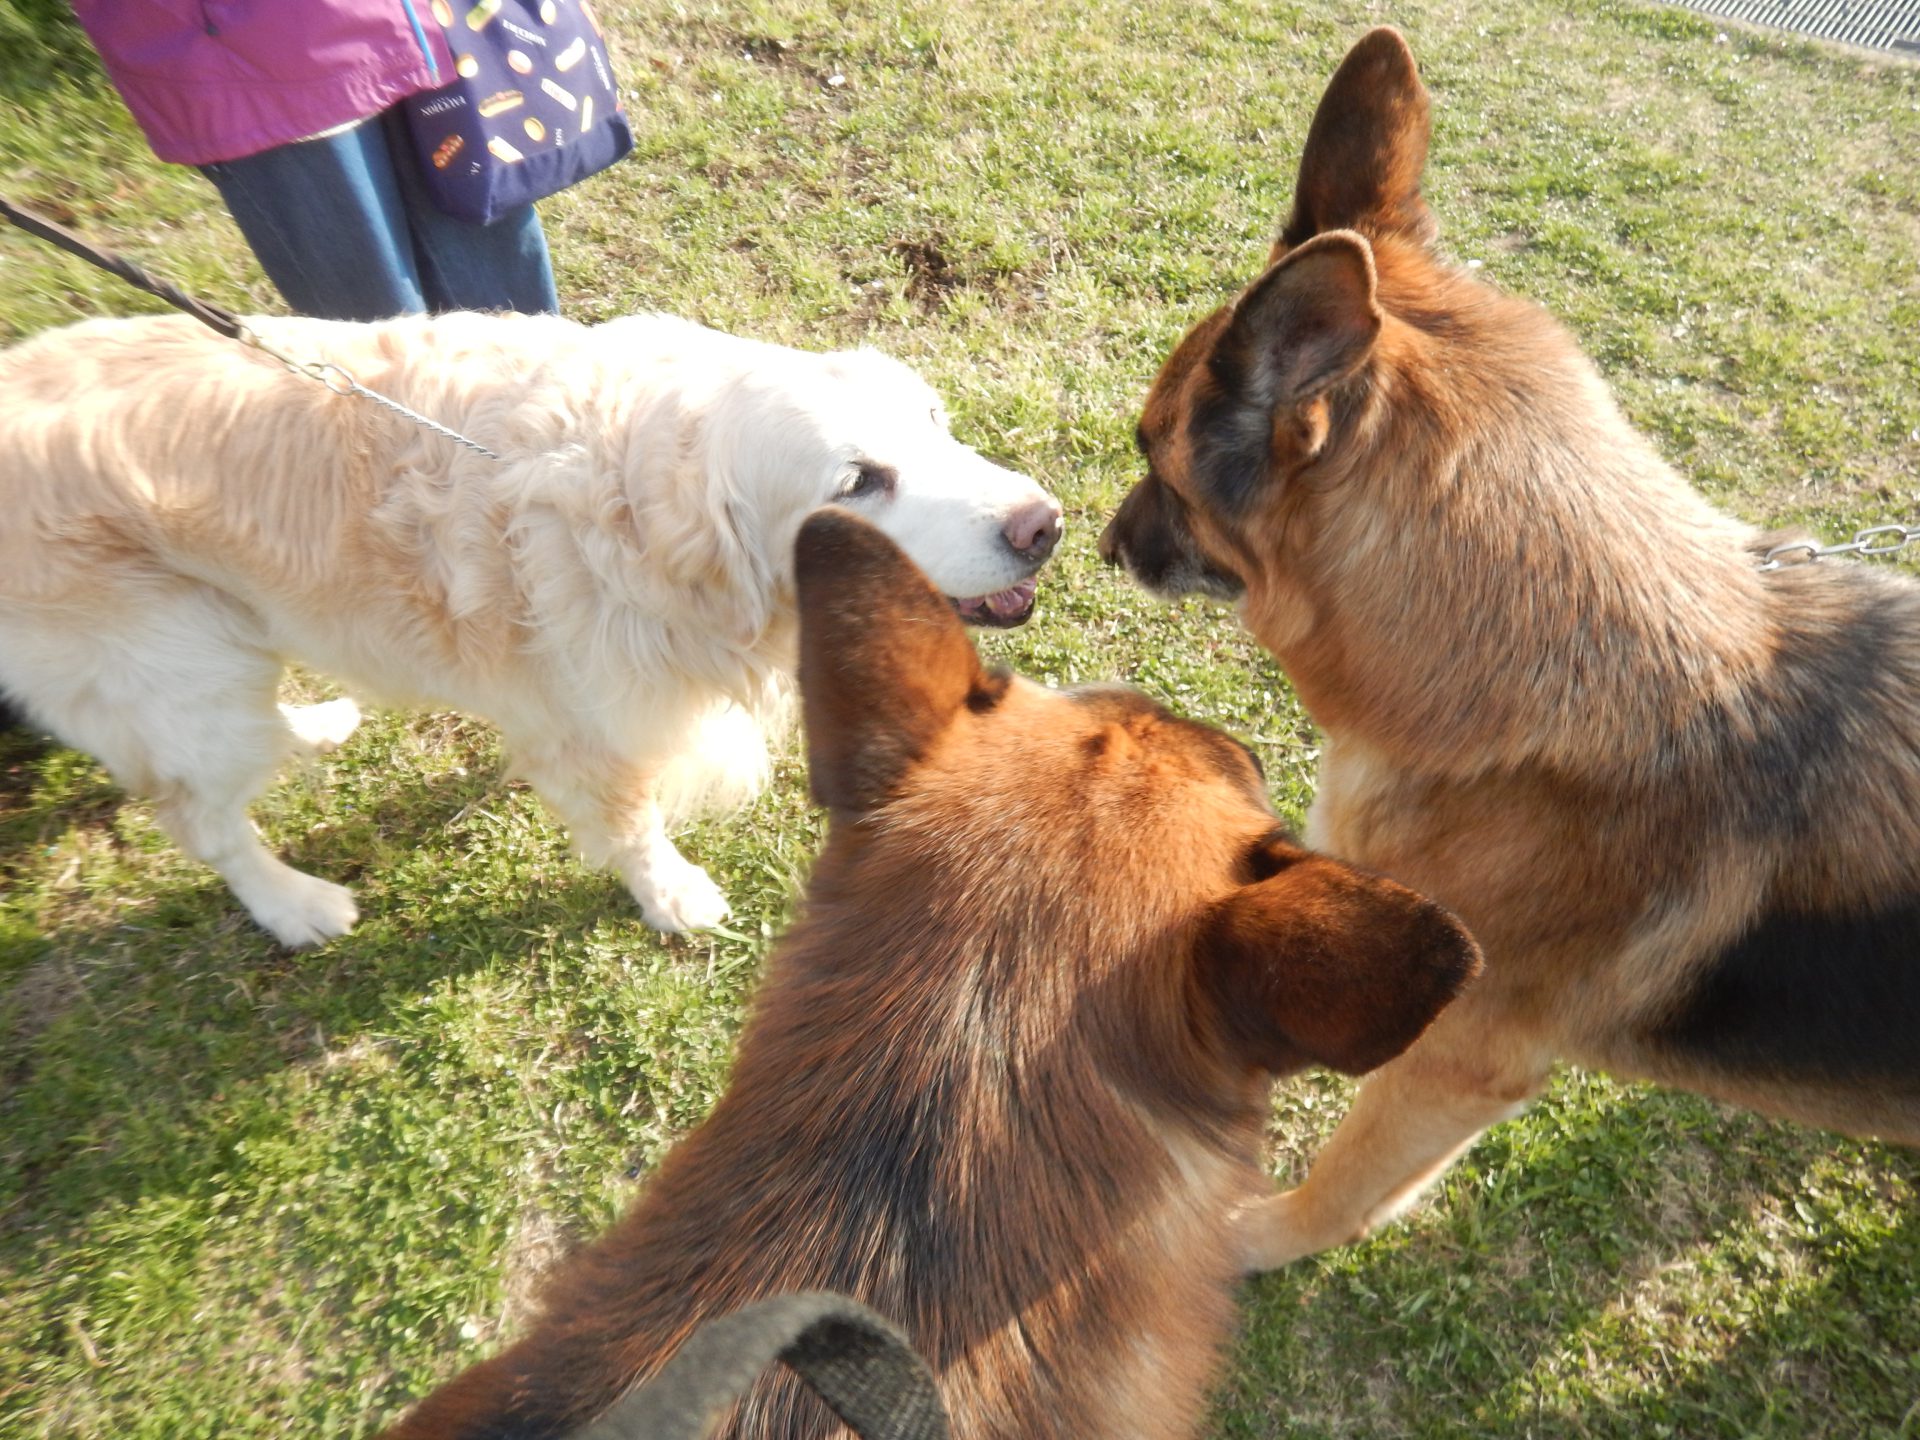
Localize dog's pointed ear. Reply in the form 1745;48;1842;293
1190;232;1382;501
795;507;995;814
1275;27;1435;259
1195;837;1481;1075
1227;231;1382;411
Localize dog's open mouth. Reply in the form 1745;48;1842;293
949;577;1039;628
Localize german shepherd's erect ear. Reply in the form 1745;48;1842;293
1195;231;1383;503
1198;836;1481;1075
1275;25;1435;257
1229;234;1382;412
795;507;1002;813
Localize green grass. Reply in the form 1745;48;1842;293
3;1;1918;1435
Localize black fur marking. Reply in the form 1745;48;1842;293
965;669;1014;714
1692;580;1913;839
1234;736;1266;782
1189;343;1272;512
1244;831;1300;882
1103;475;1244;601
1650;898;1920;1089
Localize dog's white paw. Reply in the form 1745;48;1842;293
281;698;363;753
250;871;360;949
631;859;732;934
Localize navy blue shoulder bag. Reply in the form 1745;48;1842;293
406;0;633;225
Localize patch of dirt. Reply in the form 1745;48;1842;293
702;155;761;191
718;27;852;92
891;237;963;308
735;33;799;67
3;955;83;1052
1361;1358;1406;1421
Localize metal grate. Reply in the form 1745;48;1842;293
1671;0;1920;53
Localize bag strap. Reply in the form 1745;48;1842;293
571;1293;950;1440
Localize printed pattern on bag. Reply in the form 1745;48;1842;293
407;0;631;224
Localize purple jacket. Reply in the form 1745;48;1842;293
71;0;456;165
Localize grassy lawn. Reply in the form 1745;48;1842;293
3;0;1918;1435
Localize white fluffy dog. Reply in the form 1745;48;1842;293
0;311;1061;943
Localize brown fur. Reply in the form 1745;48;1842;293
377;509;1480;1440
1099;28;1920;1268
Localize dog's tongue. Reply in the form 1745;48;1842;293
950;576;1039;625
977;577;1037;620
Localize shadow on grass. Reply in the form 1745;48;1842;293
0;710;54;763
0;738;664;1240
1223;1082;1920;1439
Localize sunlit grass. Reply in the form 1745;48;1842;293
3;2;1917;1435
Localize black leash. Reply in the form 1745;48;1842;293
572;1292;949;1440
1;194;244;340
1;193;505;461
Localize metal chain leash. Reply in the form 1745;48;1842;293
1758;523;1920;572
234;324;504;462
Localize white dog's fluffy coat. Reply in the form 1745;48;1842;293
0;311;1058;943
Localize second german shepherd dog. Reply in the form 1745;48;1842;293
375;510;1479;1440
1100;27;1920;1268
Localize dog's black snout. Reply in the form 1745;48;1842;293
1003;498;1064;564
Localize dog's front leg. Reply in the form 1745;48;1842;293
609;798;733;934
1241;1002;1551;1269
515;747;732;933
155;775;360;950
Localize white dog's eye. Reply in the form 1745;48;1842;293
840;461;898;500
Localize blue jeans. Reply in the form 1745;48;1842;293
201;109;559;320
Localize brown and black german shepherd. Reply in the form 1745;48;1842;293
1100;27;1920;1269
377;509;1479;1440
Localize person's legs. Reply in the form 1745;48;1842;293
379;110;559;315
200;122;428;321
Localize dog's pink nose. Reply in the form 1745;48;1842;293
1003;498;1064;563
